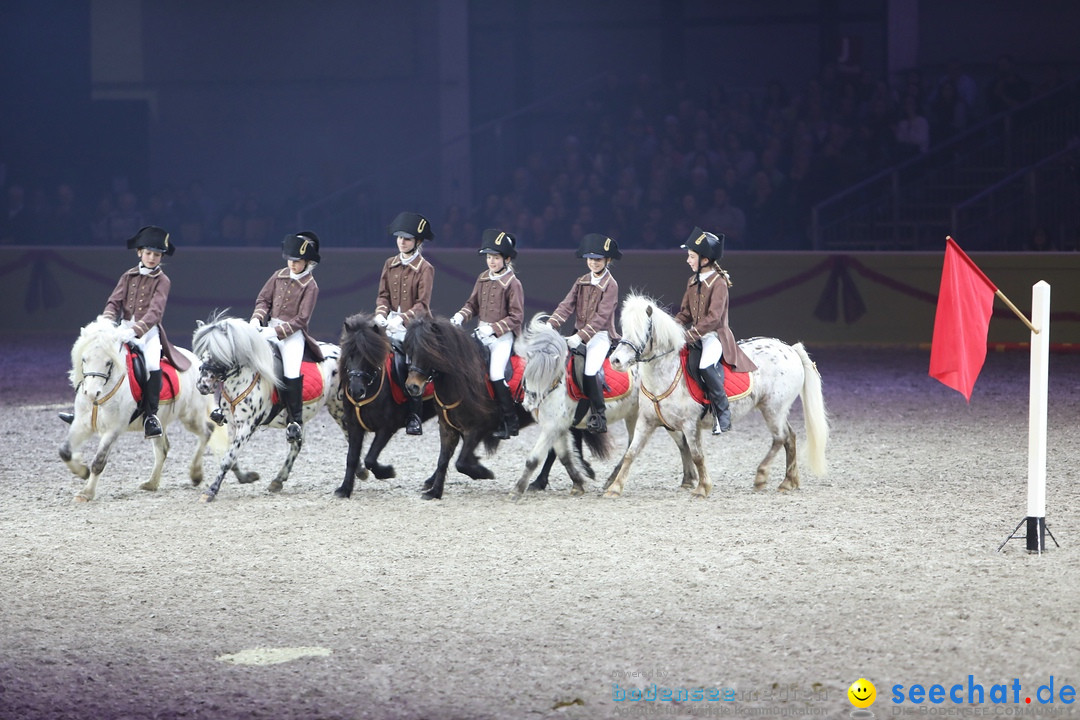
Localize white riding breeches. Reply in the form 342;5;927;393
584;331;610;376
127;323;161;371
699;331;723;368
269;325;306;378
487;331;514;381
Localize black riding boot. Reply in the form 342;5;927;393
143;370;163;438
584;373;607;434
699;363;731;434
59;411;74;424
284;377;304;443
406;396;423;435
490;381;519;440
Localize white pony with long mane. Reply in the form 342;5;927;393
192;312;345;501
513;315;700;496
59;316;221;501
607;293;828;498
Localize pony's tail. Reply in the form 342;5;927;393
582;428;612;461
794;343;828;477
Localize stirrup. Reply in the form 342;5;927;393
286;421;303;443
491;422;511;441
406;415;423;436
144;415;163;438
712;410;731;435
59;411;75;425
210;408;227;426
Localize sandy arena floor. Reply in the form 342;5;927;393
1;334;1078;720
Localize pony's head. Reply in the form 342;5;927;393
402;315;485;399
339;312;391;401
70;316;126;396
516;314;567;411
610;293;684;371
192;310;279;394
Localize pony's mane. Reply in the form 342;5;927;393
621;293;685;352
403;315;490;417
339;312;390;371
192;310;281;386
517;313;567;392
70;317;125;387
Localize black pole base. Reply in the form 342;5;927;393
998;516;1060;554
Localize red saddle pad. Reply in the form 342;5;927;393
678;347;752;405
486;355;526;400
565;358;633;401
125;352;180;403
387;355;435;405
270;361;324;404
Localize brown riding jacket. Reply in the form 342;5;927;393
251;268;324;361
455;269;524;337
375;253;434;326
102;265;190;371
674;269;757;372
548;270;620;342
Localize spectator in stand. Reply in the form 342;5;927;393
701;186;746;248
105;191;144;244
0;184;32;244
928;79;969;147
745;170;782;248
1024;226;1057;251
930;58;978;117
893;94;930;159
986;54;1032;115
42;182;88;245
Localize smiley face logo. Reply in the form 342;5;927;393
848;678;876;708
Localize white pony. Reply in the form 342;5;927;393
607;293;828;498
192;312;345;501
59;316;221;501
512;316;700;497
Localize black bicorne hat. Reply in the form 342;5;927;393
479;228;517;259
388;211;434;242
282;231;321;263
681;226;724;262
575;233;622;260
127;225;175;256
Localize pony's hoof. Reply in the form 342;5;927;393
569;486;585;496
73;494;91;503
190;473;204;487
421;492;441;501
372;465;395;480
354;466;370;481
691;489;710;500
268;480;284;493
199;493;215;503
237;472;260;485
602;490;621;499
138;482;158;492
334;487;352;499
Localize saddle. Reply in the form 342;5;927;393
263;344;325;424
679;344;752;406
564;349;632;402
124;344;180;424
485;356;526;401
387;346;434;405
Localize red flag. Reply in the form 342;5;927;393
929;237;998;401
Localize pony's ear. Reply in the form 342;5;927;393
196;320;205;329
646;305;654;317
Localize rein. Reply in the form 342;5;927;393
88;369;128;432
622;317;682;431
221;371;262;414
640;364;683;432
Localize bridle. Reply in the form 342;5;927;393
616;313;683;432
81;356;127;432
614;315;677;365
201;355;260;415
343;363;385;432
407;362;463;433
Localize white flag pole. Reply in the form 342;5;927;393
999;280;1058;553
1026;281;1051;552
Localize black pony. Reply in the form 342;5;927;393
402;315;541;500
336;313;575;499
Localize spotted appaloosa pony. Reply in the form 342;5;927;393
607;293;829;498
192;312;345;501
59;316;220;501
512;315;700;498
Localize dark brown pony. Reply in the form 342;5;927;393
402;315;535;500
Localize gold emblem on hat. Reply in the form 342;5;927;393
299;239;310;255
603;237;611;251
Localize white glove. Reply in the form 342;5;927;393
476;324;494;339
566;334;582;350
450;313;464;327
249;318;261;327
374;314;388;328
117;326;136;343
479;332;496;348
386;315;404;333
260;326;277;341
